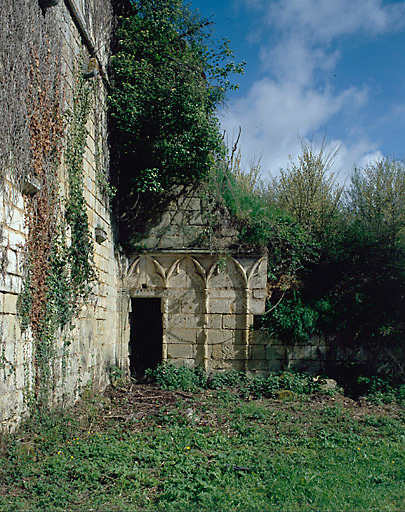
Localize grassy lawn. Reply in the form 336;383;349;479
0;381;403;511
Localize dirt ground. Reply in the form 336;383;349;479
79;381;402;432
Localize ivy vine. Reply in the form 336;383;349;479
18;64;96;408
65;73;96;300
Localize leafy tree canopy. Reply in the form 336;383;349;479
109;0;244;195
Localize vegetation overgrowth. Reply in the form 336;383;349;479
108;0;403;376
217;142;405;378
109;0;244;245
0;375;403;511
147;363;405;405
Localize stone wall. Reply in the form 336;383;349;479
0;0;125;431
248;330;400;376
138;187;239;251
125;252;267;372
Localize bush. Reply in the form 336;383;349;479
245;371;319;399
146;364;321;399
145;363;207;391
357;375;404;405
109;0;243;244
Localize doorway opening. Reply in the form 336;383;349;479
129;297;163;377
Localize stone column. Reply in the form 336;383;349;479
243;286;251;371
202;286;209;371
161;289;169;362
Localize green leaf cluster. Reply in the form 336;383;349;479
109;0;244;240
219;143;404;364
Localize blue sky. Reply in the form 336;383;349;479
190;0;405;180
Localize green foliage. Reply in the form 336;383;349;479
109;0;243;241
300;159;405;349
267;139;344;239
347;158;405;246
257;292;319;343
0;383;403;511
145;362;208;391
208;164;320;279
247;145;403;367
65;75;96;299
357;375;405;405
146;363;320;398
17;71;96;408
244;371;319;399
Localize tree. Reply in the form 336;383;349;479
346;157;405;247
109;0;244;245
267;139;344;239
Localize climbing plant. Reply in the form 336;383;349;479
18;61;97;407
64;73;97;300
18;45;65;404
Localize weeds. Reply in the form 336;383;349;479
146;363;321;399
0;374;403;512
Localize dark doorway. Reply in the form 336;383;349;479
129;298;163;377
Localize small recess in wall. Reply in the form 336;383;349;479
22;176;41;196
95;226;107;244
82;57;99;79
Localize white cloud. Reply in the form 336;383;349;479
221;0;405;181
261;0;405;41
220;77;368;176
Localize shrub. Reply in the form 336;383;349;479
146;364;321;399
145;363;207;391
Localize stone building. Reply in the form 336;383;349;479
1;1;389;433
0;0;123;430
124;190;268;374
0;0;268;430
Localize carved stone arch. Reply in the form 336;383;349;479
166;254;206;288
247;255;268;288
230;257;249;288
127;254;166;295
127;257;140;281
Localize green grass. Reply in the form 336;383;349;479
0;383;403;511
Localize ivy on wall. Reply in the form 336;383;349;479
18;63;97;407
65;74;96;300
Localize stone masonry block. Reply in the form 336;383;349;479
181;300;204;315
222;344;245;360
211;345;222;360
222;314;246;330
3;293;17;315
210;359;245;371
248;330;270;346
252;288;267;300
247;359;268;371
266;358;284;372
167;314;203;329
166;328;198;344
266;344;286;361
167;343;194;359
206;314;222;329
209;299;244;315
206;329;234;346
249;298;266;315
292;345;318;360
15;365;25;389
251;345;266;360
207;288;238;300
167;298;182;314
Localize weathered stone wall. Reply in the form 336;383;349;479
0;1;125;431
126;252;267;372
138;188;239;251
248;330;401;376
